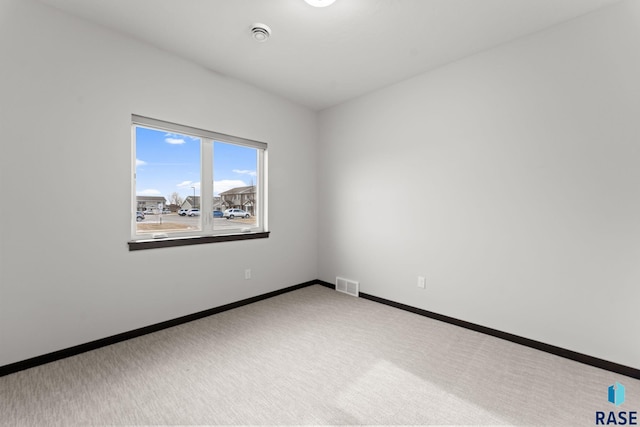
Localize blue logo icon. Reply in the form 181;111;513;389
608;382;626;407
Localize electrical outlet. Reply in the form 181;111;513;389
245;269;251;280
417;276;426;289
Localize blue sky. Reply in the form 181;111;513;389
135;127;257;203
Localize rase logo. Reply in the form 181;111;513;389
610;383;626;407
596;382;637;425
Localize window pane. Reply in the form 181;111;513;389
213;141;259;231
135;126;201;235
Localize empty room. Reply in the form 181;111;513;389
1;0;639;425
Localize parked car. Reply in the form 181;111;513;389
143;209;154;215
213;210;223;218
223;208;250;219
136;211;145;222
162;209;170;214
178;209;188;216
187;208;200;216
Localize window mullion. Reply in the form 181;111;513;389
201;139;214;232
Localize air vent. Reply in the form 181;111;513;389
336;277;359;297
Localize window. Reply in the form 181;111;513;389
130;115;268;250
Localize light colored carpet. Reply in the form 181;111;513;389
1;284;638;426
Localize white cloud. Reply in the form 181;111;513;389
137;189;162;196
233;169;257;177
136;158;147;167
164;133;199;144
213;179;247;196
177;181;200;192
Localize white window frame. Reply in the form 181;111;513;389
130;115;268;248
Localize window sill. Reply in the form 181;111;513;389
128;231;270;251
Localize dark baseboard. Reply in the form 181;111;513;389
315;280;639;380
317;280;335;289
0;280;317;377
3;279;638;380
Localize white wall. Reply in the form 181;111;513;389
2;0;638;372
318;0;640;369
0;0;317;366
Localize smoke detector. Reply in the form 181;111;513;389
251;23;271;42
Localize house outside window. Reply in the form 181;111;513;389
136;196;167;213
220;185;256;216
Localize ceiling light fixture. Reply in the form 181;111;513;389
251;23;271;42
304;0;336;7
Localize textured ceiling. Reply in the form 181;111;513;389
38;0;621;110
